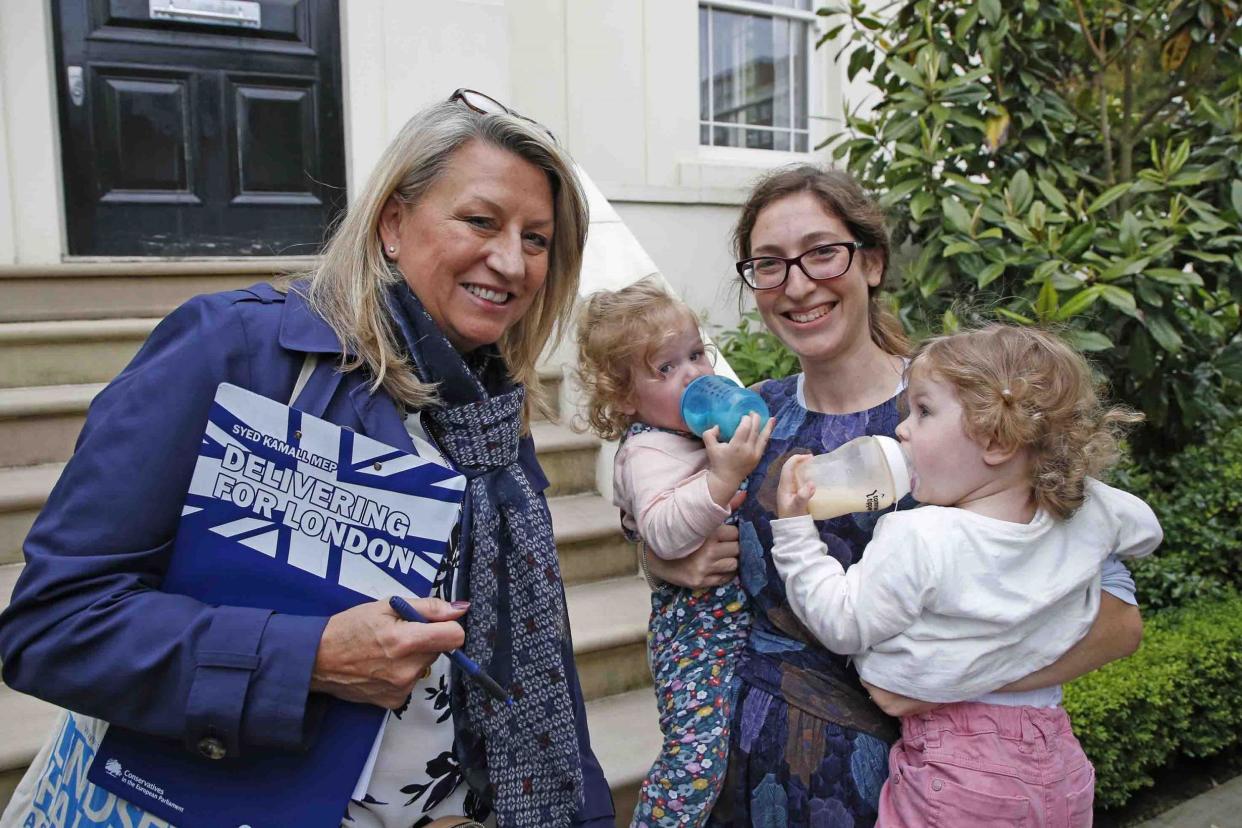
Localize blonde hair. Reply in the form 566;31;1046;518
732;165;910;358
912;324;1142;519
574;277;702;441
299;99;588;423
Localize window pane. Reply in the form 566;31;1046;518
699;7;711;123
795;132;808;152
700;8;808;150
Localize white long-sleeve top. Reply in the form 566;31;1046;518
612;430;730;560
771;478;1162;702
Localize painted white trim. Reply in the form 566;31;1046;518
700;0;817;22
0;0;65;264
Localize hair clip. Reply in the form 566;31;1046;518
1000;387;1014;405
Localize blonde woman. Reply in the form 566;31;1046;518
0;91;612;828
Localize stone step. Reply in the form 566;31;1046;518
529;420;601;497
0;464;61;567
547;493;636;586
0;318;160;388
0;372;568;470
0;384;103;467
565;576;652;702
0;260;309;323
586;687;662;827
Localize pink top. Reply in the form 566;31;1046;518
612;430;731;560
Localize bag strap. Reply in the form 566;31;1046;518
289;353;319;407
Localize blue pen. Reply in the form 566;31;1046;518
389;595;512;706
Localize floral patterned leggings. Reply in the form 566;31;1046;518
631;579;751;828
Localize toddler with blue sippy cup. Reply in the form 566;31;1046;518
574;277;773;827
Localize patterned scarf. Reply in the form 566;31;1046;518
387;281;583;827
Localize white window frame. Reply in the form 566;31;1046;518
698;0;820;155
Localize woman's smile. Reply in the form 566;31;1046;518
783;301;838;325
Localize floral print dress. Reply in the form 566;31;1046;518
707;375;911;828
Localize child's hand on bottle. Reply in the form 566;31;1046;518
703;413;775;509
776;454;815;519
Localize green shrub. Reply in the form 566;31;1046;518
1064;592;1242;808
1110;421;1242;611
715;311;800;388
822;0;1242;457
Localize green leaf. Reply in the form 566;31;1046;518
1060;223;1096;259
887;57;924;87
1033;259;1061;281
942;308;960;333
1028;200;1047;232
1054;286;1101;320
878;176;923;208
1087;182;1133;214
1145;314;1184;353
1063;330;1112;352
910;190;935;222
1027;135;1048;157
1231;180;1242;218
995;307;1035;325
942;197;974;235
1099;285;1138;316
1036;179;1068;211
1217;342;1242;382
1145;268;1203;287
977;262;1006;288
1035;278;1059;320
1119;212;1143;257
944;240;980;257
1008;170;1034;215
955;7;980;39
1184;250;1233;264
979;0;1001;25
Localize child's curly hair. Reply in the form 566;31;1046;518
574;277;702;441
911;324;1142;519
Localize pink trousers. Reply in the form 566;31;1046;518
877;702;1095;827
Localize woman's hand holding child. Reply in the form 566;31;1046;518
703;412;775;508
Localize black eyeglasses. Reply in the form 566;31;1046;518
736;242;866;290
449;88;557;143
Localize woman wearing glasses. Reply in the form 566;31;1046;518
646;166;1144;826
0;92;612;828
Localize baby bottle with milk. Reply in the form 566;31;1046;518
680;376;771;442
797;435;911;520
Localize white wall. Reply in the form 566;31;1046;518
0;0;854;275
613;201;750;331
0;0;63;264
340;0;514;200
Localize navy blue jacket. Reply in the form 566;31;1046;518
0;284;614;825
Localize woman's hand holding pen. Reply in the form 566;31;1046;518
310;597;468;709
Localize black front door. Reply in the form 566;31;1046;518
53;0;346;257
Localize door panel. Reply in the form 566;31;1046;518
95;67;197;201
54;0;344;256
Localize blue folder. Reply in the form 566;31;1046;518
86;383;466;828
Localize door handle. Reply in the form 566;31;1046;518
67;65;85;107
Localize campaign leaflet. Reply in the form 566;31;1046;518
85;383;466;828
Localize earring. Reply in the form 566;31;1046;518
387;245;396;253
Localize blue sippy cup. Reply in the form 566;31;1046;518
680;376;771;441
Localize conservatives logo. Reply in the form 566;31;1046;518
104;758;122;777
